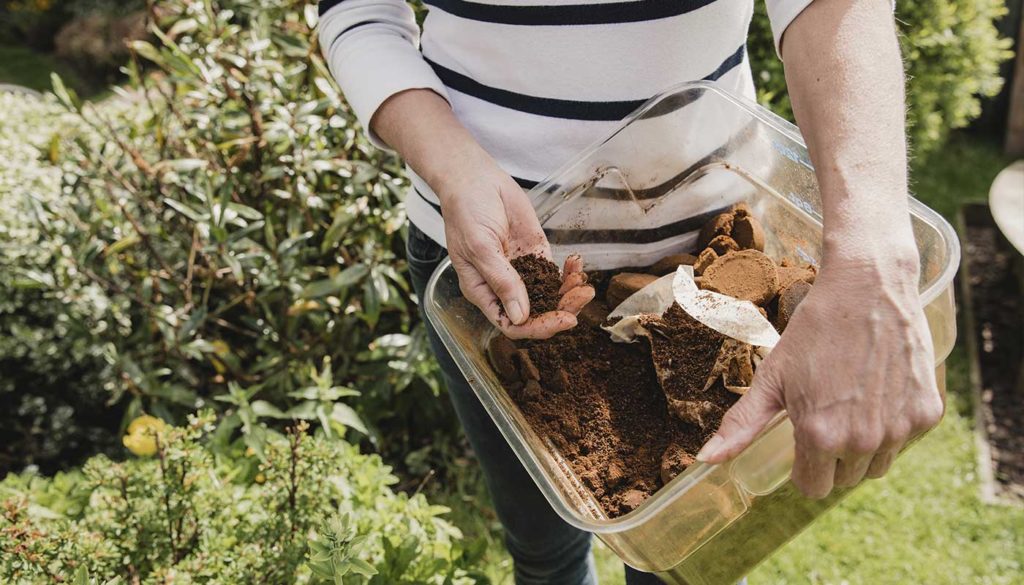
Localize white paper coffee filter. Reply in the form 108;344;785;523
671;266;780;348
602;273;675;343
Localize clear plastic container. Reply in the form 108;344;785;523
422;81;960;585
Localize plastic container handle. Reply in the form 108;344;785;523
729;417;795;496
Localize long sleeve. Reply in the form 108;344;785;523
318;0;450;148
764;0;816;56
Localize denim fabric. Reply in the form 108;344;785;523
406;223;678;585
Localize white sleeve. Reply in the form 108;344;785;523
765;0;897;59
318;0;450;148
764;0;816;57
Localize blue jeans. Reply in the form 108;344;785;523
406;224;666;585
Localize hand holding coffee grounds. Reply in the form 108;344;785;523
491;204;816;517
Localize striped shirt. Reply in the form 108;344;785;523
319;0;813;248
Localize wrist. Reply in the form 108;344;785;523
372;89;501;202
429;147;501;203
819;185;919;282
820;231;920;290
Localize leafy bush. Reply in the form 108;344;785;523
24;0;456;472
0;93;123;474
748;0;1014;154
0;412;486;583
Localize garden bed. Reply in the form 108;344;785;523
959;203;1024;504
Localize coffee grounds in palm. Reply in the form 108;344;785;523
511;254;562;315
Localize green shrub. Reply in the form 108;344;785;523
27;0;455;471
0;412;486;584
748;0;1014;154
0;92;123;474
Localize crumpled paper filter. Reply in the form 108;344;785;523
603;265;779;395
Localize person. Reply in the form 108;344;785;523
318;0;944;582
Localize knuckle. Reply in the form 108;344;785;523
458;281;494;312
457;279;478;301
846;431;883;456
882;420;913;448
793;476;829;500
913;396;945;430
719;408;748;434
722;392;766;430
800;417;842;454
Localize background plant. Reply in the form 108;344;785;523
0;92;123;474
748;0;1015;154
0;412;487;584
31;0;456;474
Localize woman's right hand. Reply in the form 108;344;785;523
438;162;594;339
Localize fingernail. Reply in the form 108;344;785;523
696;435;725;462
506;300;525;325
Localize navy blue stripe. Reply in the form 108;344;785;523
545;207;727;245
318;0;346;16
425;44;746;121
414;188;444;216
329;21;379;50
415;181;722;244
423;0;719;26
512;176;539;190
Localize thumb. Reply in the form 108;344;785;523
474;248;530;325
696;359;784;464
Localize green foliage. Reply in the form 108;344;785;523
7;0;455;473
748;0;1014;154
0;92;123;474
0;413;486;584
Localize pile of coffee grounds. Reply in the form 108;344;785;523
495;204;818;517
642;304;730;429
511;254;562;315
513;326;675;515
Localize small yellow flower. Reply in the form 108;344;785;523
210;340;231;374
255;473;266;484
211;339;231;358
122;415;167;456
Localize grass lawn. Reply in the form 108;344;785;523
442;133;1024;584
0;44;90;95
